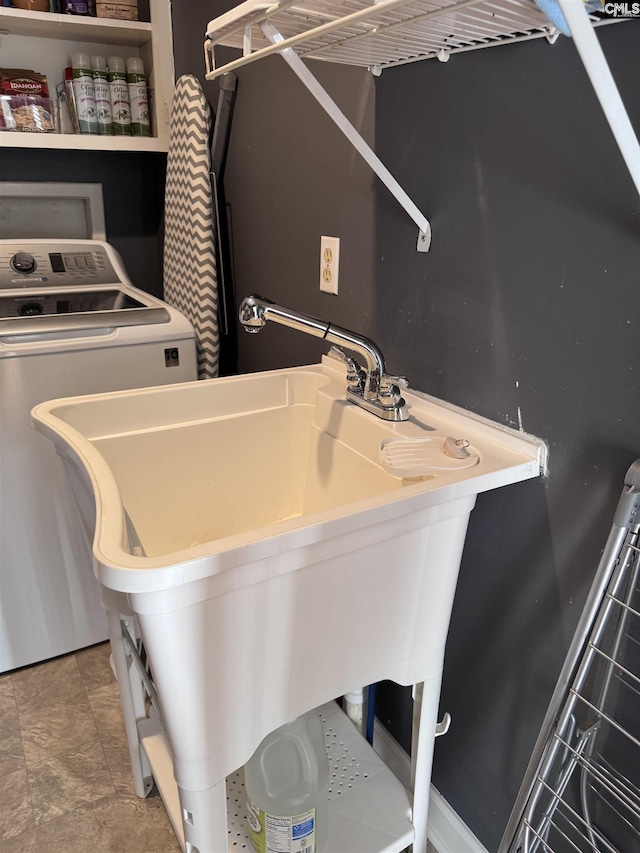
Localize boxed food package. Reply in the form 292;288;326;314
95;1;138;20
0;68;56;133
0;68;49;100
11;1;51;10
0;95;56;133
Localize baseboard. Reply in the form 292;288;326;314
373;720;490;853
426;787;490;853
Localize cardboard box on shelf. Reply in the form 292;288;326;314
95;1;138;20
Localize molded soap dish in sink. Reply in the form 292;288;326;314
380;436;479;478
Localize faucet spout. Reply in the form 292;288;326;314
238;294;331;339
239;294;384;378
238;295;409;422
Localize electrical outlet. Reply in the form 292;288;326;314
320;236;340;295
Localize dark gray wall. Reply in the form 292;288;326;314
374;22;639;850
174;8;640;850
0;151;166;297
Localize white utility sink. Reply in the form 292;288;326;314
32;355;545;853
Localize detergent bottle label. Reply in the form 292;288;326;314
247;798;316;853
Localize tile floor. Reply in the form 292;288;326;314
0;642;180;853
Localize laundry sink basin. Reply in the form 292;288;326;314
63;366;404;562
32;354;546;853
32;354;544;590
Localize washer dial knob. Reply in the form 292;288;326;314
11;252;37;274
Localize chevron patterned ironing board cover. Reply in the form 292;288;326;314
164;75;219;379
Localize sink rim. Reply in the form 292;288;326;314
32;358;547;591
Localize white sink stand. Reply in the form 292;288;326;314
104;497;475;853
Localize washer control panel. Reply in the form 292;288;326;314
0;242;120;289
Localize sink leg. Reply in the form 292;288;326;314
107;609;153;798
410;676;444;853
178;781;228;853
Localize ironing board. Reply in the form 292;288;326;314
164;75;219;379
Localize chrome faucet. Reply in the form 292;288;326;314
238;295;409;422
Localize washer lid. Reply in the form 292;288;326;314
0;288;169;336
0;183;105;241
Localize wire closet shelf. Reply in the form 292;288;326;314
203;1;639;248
203;0;608;74
502;459;640;853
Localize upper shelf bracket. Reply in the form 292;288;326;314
259;21;431;251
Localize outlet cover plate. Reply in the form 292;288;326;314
320;235;340;295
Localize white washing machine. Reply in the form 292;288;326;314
0;238;198;672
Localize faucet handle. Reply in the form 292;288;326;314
329;346;365;391
378;374;408;407
380;374;408;391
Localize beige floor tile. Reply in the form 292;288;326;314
0;675;15;708
80;791;181;852
0;730;25;779
0;829;37;853
11;656;85;716
0;829;38;853
20;696;99;767
88;681;128;747
75;643;116;693
27;738;115;825
3;652;204;851
0;681;25;779
102;740;135;795
0;767;35;841
0;793;181;853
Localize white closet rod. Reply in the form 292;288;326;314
558;0;640;196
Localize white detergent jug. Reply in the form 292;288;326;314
245;710;330;853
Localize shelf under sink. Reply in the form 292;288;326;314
141;701;415;853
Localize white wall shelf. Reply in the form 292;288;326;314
0;6;152;44
204;0;639;249
2;129;168;151
0;0;174;152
